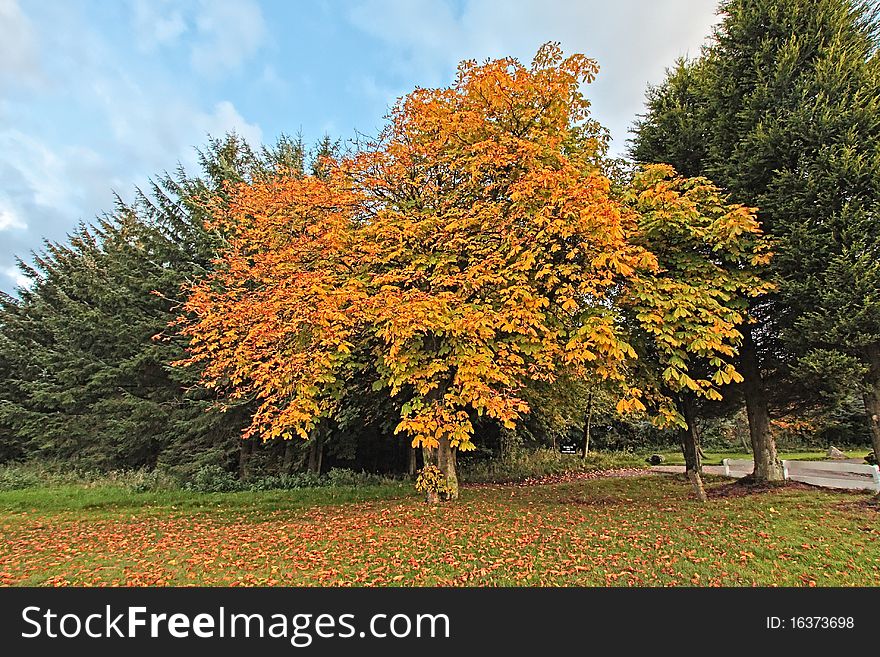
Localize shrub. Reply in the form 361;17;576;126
458;448;643;484
184;465;242;493
0;466;41;491
0;460;403;493
245;472;326;491
0;461;110;489
121;468;180;493
326;468;387;487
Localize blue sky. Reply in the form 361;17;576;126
0;0;720;292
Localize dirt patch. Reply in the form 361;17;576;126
707;479;811;499
834;496;880;514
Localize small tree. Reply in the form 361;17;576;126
631;0;880;480
620;166;773;499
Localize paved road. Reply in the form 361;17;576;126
650;465;728;475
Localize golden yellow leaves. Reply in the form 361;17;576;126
621;165;773;426
175;44;772;451
616;396;647;414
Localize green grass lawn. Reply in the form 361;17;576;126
650;449;872;466
1;474;877;587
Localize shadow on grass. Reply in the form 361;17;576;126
834;495;880;514
705;477;877;500
707;479;804;499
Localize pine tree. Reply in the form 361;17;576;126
0;134;309;475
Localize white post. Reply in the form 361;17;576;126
722;459;730;477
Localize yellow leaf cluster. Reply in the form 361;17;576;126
175;44;772;449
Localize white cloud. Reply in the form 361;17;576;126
190;0;267;76
346;0;720;152
196;100;263;149
0;93;262;292
0;0;268;289
0;129;112;212
0;130;122;288
87;71;263;176
0;203;26;231
0;131;70;211
0;96;262;294
0;0;720;296
3;266;32;291
351;75;405;109
349;0;464;75
0;2;266;292
132;0;188;50
0;0;42;87
130;0;267;77
257;64;289;94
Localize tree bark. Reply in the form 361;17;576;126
500;428;513;459
421;436;459;503
678;394;707;501
863;343;880;473
739;326;784;481
419;375;459;503
582;388;594;459
307;433;323;475
421;444;436;502
282;440;296;475
436;436;458;500
735;411;751;453
238;438;252;480
407;442;417;476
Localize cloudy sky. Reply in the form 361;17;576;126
0;0;720;293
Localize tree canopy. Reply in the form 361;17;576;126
178;44;772;501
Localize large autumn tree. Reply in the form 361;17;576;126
179;44;771;501
631;0;880;479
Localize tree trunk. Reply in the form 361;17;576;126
238;438;252;480
863;343;880;474
307;433;323;475
421;436;459;503
419;376;459;503
735;410;751;453
739;326;784;482
407;442;417;476
679;395;707;501
582;388;594;459
436;436;458;500
500;428;513;459
282;440;296;475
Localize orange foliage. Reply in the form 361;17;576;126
176;43;771;451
